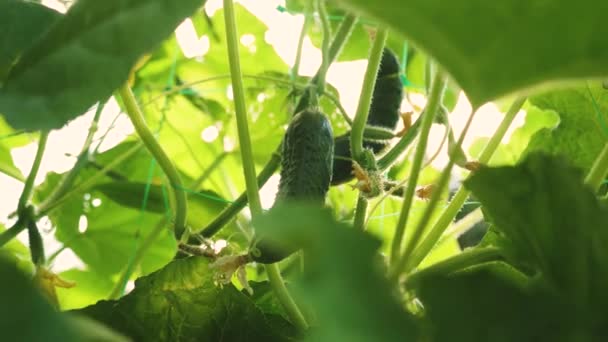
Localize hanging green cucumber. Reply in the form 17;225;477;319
250;108;334;264
332;47;403;185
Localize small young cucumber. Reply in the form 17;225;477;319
332;47;403;185
250;109;334;264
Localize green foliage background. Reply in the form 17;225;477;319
1;0;608;341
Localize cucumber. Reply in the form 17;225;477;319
250;109;334;264
332;48;403;185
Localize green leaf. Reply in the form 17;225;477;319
0;0;206;131
75;257;295;341
254;204;420;341
0;0;61;81
94;181;232;229
523;84;608;171
36;172;176;276
0;144;24;181
416;269;584;342
0;116;30;181
56;269;115;310
465;153;608;308
334;0;608;106
0;223;33;273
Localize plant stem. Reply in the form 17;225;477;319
389;71;446;264
585;143;608;190
2;132;48;248
434;207;483;249
314;0;331;92
223;0;307;330
18;131;49;213
327;14;357;67
224;0;262;216
390;109;476;279
266;263;309;330
377;118;421;170
119;84;188;240
350;28;388;161
291;0;312;81
199;11;357;239
200;152;280;237
406;97;526;271
353;197;368;230
38;102;105;210
0;219;26;247
406;247;501;285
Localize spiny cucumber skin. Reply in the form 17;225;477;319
252;109;334;264
332;48;403;185
276;109;334;204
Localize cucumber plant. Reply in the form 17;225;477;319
250;108;334;264
1;0;608;341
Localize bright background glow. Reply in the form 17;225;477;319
1;0;526;271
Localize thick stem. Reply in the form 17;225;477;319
585;143;608;190
350;28;388;160
224;0;262;216
0;219;26;247
390;109;476;280
224;0;307;330
406;97;527;271
406;247;501;285
18;131;49;213
435;207;484;249
119;84;188;239
353;197;368;230
377;118;421;171
266;263;309;330
326;14;357;67
389;72;446;264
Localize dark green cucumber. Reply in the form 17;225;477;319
275;110;334;203
332;47;403;185
251;109;334;264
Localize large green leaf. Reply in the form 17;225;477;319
254;204;420;341
415;269;594;342
36;172;176;276
94;181;232;230
334;0;608;106
0;0;205;131
56;269;115;310
75;256;295;341
0;0;61;81
465;153;608;309
523;84;608;171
